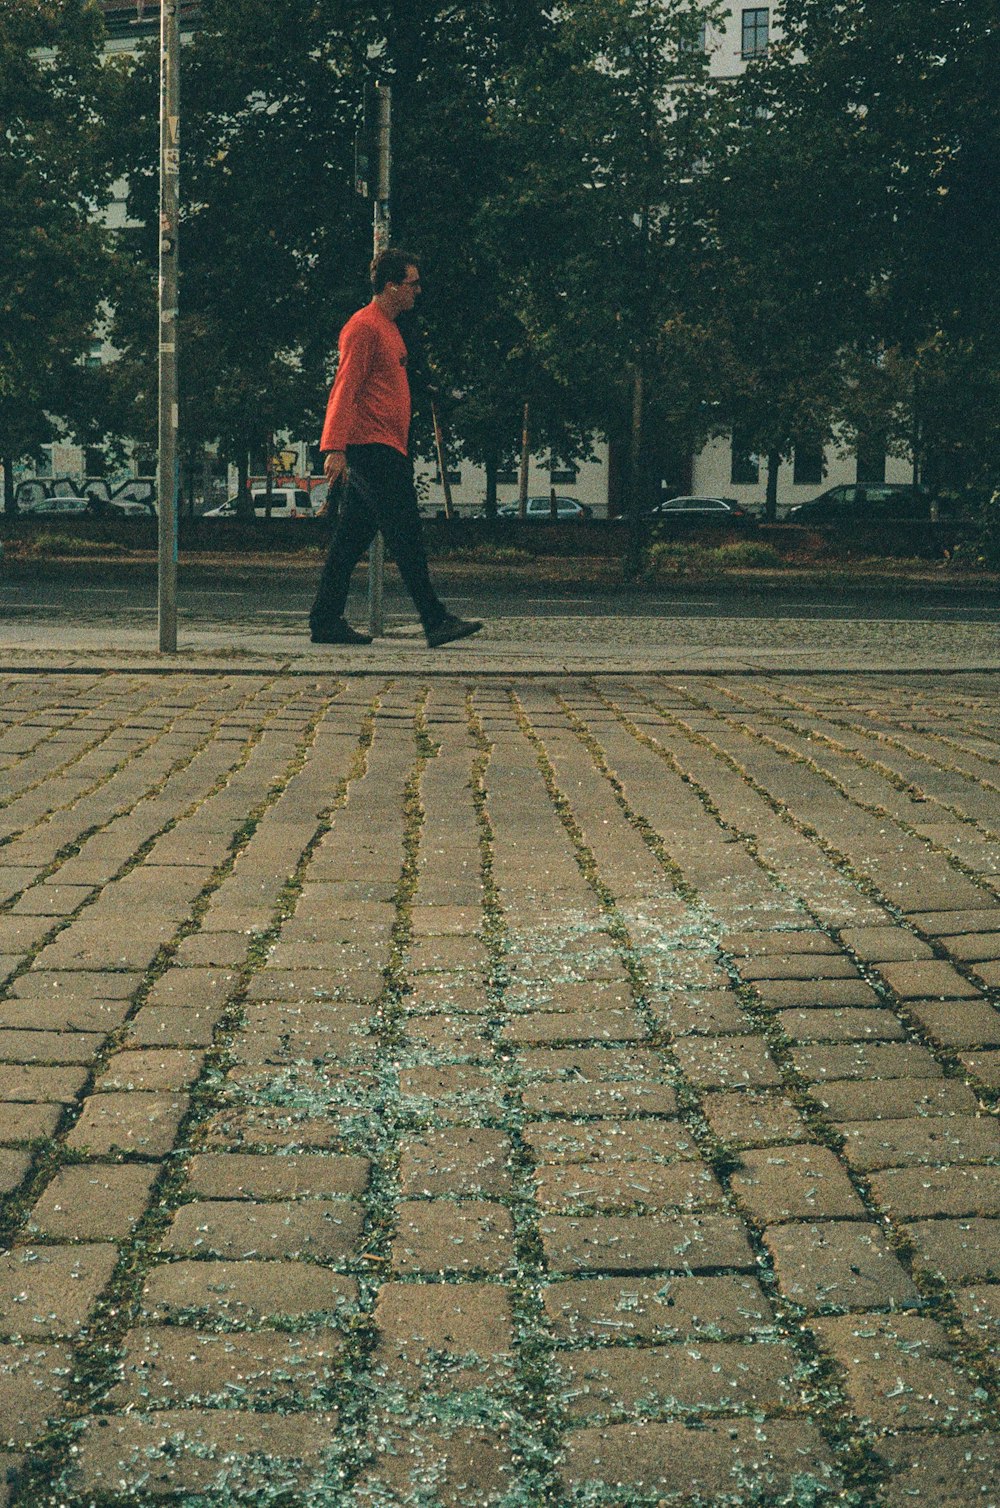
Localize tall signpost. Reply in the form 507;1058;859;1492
158;0;180;652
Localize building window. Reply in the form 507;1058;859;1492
85;341;103;369
681;20;707;52
549;456;578;485
730;434;759;485
741;7;769;56
434;467;462;486
793;439;824;487
496;467;519;486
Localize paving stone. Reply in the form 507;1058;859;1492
971;958;1000;988
730;1144;865;1222
763;1220;920;1311
559;1417;839;1500
942;931;1000;962
185;1152;370;1200
524;1119;697;1164
0;1103;62;1143
776;1007;907;1043
542;1274;774;1342
908;998;1000;1049
540;1213;755;1275
791;1041;943;1081
953;1284;1000;1347
407;936;491;974
0;1030;105;1064
752;977;882;1008
108;1326;344;1407
520;1080;678;1118
11;971;141;1001
736;955;862;980
68;1409;340;1497
702;1089;808;1146
246;967;383;1002
0;1244;119;1338
392;1201;515;1274
172;932;251;967
534;1160;724;1213
195;1107;351;1150
403;1015;492;1059
811;1313;985;1430
647;990;753;1036
0;1065;88;1103
671;1034;784;1089
0;1342;73;1448
398;1129;513;1197
27;1163;158;1240
878;960;982;1000
806;1077;978;1121
877;1430;1000;1506
904;1217;1000;1283
516;1046;664;1081
502;1010;648;1044
957;1049;1000;1088
95;1049;206;1092
403;982;493;1014
506;979;633;1013
355;1421;513;1508
144;968;238;1010
0;1150;32;1196
160;1198;364;1260
373;1282;514;1390
839;927;935;962
0;997;131;1033
836;1115;1000;1172
410;906;484;935
141;1260;357;1324
553;1338;801;1419
12;884;94;916
124;1004;222;1048
908;908;1000;935
66;1092;189;1156
869;1165;1000;1220
397;1067;497;1106
723;929;840;956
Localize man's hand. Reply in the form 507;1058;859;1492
323;451;347;487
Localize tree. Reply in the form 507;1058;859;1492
0;0;118;510
480;0;726;556
709;0;999;514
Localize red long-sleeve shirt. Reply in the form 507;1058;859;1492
319;300;411;456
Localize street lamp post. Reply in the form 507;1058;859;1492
157;0;180;652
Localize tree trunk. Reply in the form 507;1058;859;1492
236;451;253;523
1;455;15;515
624;366;646;578
484;448;498;522
765;449;780;523
518;402;529;518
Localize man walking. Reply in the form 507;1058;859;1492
309;249;482;648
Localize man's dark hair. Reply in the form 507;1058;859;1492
370;248;419;293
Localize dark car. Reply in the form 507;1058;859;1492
787;483;942;525
648;495;758;529
496;495;593;521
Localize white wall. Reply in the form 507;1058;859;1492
412;441;611;517
692;434;914;516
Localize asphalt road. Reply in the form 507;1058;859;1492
3;572;999;625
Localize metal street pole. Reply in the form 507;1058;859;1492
367;82;391;638
157;0;180;652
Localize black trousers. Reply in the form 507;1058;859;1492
310;444;446;631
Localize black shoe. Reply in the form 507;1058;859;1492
425;615;483;648
310;619;373;645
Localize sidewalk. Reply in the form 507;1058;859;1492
0;657;998;1505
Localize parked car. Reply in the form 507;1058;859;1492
495;495;593;521
786;483;941;525
647;495;758;529
203;487;318;519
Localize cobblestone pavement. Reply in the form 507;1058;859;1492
0;667;997;1506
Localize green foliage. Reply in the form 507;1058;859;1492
644;537;782;577
0;0;119;501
